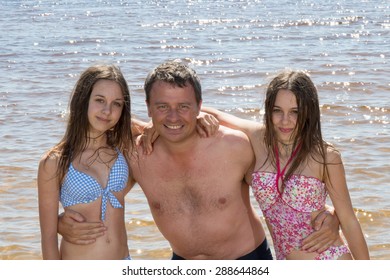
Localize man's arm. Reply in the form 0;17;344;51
301;206;340;252
58;209;107;245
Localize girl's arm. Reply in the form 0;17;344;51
134;113;220;154
201;107;262;145
37;154;61;260
325;149;370;259
131;117;149;137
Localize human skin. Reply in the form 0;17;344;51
38;80;131;259
128;80;266;259
56;74;341;258
201;88;369;259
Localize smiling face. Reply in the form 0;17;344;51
87;79;125;137
147;80;201;144
272;89;298;145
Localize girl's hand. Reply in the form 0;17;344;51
136;121;158;155
196;112;219;137
137;113;219;155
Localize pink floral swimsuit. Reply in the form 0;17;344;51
251;145;350;260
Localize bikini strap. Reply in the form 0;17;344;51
275;142;301;189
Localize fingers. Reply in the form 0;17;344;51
149;131;158;150
137;121;158;155
71;221;105;232
207;115;219;136
302;232;329;252
59;209;106;245
77;224;106;238
196;124;207;138
66;227;105;245
303;234;335;253
303;210;340;253
140;133;155;155
196;113;219;137
135;135;142;146
63;209;87;223
68;239;97;245
311;208;334;230
304;241;327;253
63;222;107;244
312;210;327;230
136;133;153;155
316;240;335;253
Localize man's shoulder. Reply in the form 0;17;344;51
219;125;248;137
213;126;254;166
216;125;251;146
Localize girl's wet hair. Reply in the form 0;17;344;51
50;64;133;184
263;70;330;188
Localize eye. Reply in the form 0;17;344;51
179;104;190;111
272;108;282;113
157;104;168;111
290;110;299;117
114;101;124;108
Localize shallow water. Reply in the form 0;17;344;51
0;0;389;260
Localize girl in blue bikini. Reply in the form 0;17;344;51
38;65;133;259
202;70;369;260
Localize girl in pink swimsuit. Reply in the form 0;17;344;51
202;70;369;260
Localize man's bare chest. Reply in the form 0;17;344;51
137;162;234;214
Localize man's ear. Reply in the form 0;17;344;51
197;100;203;115
146;100;151;117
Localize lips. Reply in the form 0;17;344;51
96;116;110;123
279;127;293;133
164;124;183;130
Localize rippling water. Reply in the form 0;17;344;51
0;0;389;260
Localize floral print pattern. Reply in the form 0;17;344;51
252;171;329;259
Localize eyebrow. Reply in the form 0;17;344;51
153;102;192;106
273;105;298;108
93;94;124;101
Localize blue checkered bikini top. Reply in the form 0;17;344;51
60;150;128;221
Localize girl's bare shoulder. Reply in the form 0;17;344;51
324;142;342;164
39;148;61;171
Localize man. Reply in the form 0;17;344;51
58;60;338;259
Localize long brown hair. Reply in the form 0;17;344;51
263;70;330;189
48;64;133;184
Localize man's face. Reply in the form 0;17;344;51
147;80;201;144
